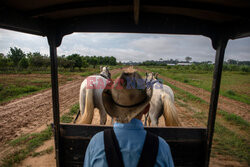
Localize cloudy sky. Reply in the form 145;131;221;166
0;28;249;62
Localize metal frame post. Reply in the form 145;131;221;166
205;37;228;167
48;34;61;167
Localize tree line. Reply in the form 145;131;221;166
138;59;250;72
0;47;117;71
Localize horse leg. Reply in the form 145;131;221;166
99;107;107;125
144;112;149;126
148;117;151;126
149;112;158;126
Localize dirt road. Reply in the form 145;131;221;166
0;79;82;145
137;68;250;121
0;67;248;167
0;69;121;149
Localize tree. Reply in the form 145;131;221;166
7;47;26;66
109;56;117;65
227;59;238;65
89;57;98;68
185;56;192;63
18;57;29;69
27;52;49;68
0;53;9;68
82;58;89;68
67;54;83;70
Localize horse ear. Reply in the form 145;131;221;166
155;73;159;79
145;72;148;77
100;66;103;72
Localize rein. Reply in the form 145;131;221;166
146;79;160;88
99;73;110;80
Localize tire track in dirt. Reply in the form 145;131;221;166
0;79;82;145
137;68;250;122
7;67;246;167
0;69;122;147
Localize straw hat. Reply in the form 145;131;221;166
102;71;153;123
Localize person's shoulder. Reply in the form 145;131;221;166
157;136;171;153
88;131;104;150
90;131;104;143
156;136;175;167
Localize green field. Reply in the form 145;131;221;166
1;65;249;166
0;67;101;104
140;66;250;104
138;65;250;164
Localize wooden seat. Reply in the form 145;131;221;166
59;124;207;167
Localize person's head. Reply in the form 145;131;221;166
102;71;152;123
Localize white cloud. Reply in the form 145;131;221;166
0;28;249;62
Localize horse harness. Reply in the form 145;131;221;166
100;73;110;80
104;129;159;167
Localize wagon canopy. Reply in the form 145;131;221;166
1;1;250;167
1;0;250;48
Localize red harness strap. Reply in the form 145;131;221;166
104;129;159;167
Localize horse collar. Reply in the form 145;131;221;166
100;74;110;80
151;80;160;85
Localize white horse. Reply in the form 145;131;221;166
74;66;111;125
145;72;180;126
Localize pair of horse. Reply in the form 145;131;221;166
75;68;180;126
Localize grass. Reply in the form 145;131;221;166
111;72;122;79
174;88;250;164
144;67;250;164
80;71;99;77
218;110;250;130
60;103;79;123
2;127;53;167
1;103;80;166
163;80;207;104
0;85;44;104
0;67;101;105
0;66;123;105
213;122;250;163
32;146;53;157
140;66;250;104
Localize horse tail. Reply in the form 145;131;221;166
77;88;94;124
162;93;181;126
79;84;85;116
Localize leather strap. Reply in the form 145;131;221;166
104;129;159;167
104;129;125;167
137;131;159;167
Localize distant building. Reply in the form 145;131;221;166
177;63;192;66
167;64;176;66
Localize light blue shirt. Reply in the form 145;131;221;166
84;119;174;167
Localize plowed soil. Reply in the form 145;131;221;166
0;67;248;167
137;68;250;121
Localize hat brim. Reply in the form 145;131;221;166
102;88;152;123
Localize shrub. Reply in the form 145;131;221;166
240;66;250;72
226;90;236;96
18;57;29;69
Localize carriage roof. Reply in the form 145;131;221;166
1;1;250;167
1;0;250;48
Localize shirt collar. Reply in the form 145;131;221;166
114;118;144;130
